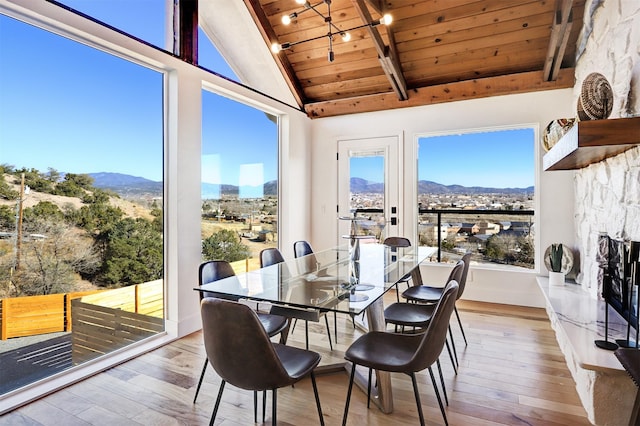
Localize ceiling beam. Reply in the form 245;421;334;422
543;0;574;81
242;0;306;108
351;0;408;101
305;68;575;118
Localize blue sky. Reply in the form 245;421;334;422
0;1;277;185
418;128;534;188
348;128;534;188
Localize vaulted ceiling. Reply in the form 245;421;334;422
240;0;585;119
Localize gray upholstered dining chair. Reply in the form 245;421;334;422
342;280;459;426
382;260;466;401
260;247;333;351
401;258;466;369
402;252;472;346
201;297;325;425
193;260;288;409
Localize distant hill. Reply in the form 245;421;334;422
350;177;385;193
89;173;162;196
351;178;532;195
417;180;534;195
91;173;277;198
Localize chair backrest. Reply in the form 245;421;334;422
383;236;411;248
198;260;239;300
260;247;285;268
201;297;291;391
260;247;292;280
458;252;472;300
447;260;465;288
293;240;318;275
293;240;313;257
384;237;424;285
408;280;459;372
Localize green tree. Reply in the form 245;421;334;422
15;168;53;194
100;217;163;286
64;173;94;190
0;164;15;174
69;202;124;234
0;174;19;200
23;201;64;226
202;229;250;262
46;167;61;183
150;205;163;233
0;205;14;230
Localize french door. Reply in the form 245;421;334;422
337;135;402;245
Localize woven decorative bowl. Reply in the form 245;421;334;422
577;72;613;120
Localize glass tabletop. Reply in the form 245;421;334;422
195;243;433;315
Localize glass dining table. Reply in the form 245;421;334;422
194;242;433;413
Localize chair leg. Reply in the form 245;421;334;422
324;314;333;350
342;364;356;426
193;358;208;403
310;372;325;425
263;391;267;422
436;358;448;405
305;320;310;350
445;339;458;375
292;318;298;333
366;368;372;408
454;306;468;346
272;388;277;425
254;391;258;423
428;366;448;426
210;380;226;426
334;311;338;344
448;325;459;368
409;372;425;426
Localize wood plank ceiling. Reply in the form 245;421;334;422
244;0;585;119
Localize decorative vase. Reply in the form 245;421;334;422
549;271;566;286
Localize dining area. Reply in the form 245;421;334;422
191;239;468;425
195;240;444;424
5;251;592;425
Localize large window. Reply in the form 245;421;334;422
54;0;168;52
201;91;278;272
417;127;535;268
0;14;164;394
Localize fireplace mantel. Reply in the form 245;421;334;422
543;116;640;171
537;277;637;425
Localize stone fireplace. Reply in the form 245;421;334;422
573;0;640;298
540;2;640;425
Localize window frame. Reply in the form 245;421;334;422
412;123;540;272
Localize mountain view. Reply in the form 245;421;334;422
90;173;532;198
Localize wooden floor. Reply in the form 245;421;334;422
4;295;591;425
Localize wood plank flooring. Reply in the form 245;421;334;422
3;296;590;425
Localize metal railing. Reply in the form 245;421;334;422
352;208;535;268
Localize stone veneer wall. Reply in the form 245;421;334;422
573;0;640;298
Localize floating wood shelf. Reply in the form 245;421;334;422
543;116;640;171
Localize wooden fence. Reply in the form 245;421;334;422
0;280;163;340
71;299;164;364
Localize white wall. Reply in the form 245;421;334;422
309;90;577;307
